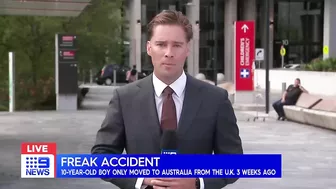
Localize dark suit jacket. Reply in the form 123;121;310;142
91;74;243;189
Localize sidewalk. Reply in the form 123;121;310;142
232;90;283;112
0;110;335;189
78;83;284;111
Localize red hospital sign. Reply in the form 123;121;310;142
234;21;255;91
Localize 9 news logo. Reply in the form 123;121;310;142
21;142;56;178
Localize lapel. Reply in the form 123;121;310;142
135;74;161;150
177;74;203;136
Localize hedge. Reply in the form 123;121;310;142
303;58;336;72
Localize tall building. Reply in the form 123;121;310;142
126;0;332;82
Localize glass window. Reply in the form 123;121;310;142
199;0;224;79
287;45;305;64
288;2;306;42
272;0;323;67
307;44;322;61
304;13;323;43
274;2;290;41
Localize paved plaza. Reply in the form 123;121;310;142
0;110;335;189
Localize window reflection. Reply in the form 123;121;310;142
288;2;305;42
274;2;290;41
199;0;224;80
273;0;323;67
139;0;324;72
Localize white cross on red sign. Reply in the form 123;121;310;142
234;21;255;91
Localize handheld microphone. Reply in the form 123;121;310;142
160;130;177;155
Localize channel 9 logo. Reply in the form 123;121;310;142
22;155;52;177
21;142;56;178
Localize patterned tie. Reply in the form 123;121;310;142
161;86;177;130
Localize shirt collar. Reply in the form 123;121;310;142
153;71;187;98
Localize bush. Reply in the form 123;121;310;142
0;104;8;111
0;79;9;111
0;76;56;111
15;76;56;110
303;58;336;72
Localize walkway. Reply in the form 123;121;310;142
0;110;335;189
79;83;285;112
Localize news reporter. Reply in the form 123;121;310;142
91;10;243;189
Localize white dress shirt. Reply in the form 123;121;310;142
135;72;204;189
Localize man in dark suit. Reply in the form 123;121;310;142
91;10;243;189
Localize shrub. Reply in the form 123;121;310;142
15;76;56;110
0;76;56;111
304;58;336;72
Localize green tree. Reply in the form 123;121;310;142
0;0;125;111
64;0;126;71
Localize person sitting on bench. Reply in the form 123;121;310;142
272;78;308;121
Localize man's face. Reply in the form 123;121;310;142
294;79;300;86
147;24;189;82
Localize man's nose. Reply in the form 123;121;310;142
164;47;174;58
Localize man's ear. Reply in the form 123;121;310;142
146;41;151;56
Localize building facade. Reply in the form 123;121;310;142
126;0;332;82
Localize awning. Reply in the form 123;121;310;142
0;0;91;17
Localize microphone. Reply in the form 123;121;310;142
160;130;177;155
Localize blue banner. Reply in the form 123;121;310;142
56;154;282;178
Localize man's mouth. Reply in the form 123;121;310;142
162;63;175;66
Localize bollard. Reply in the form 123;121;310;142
113;70;117;86
8;52;15;112
282;82;286;93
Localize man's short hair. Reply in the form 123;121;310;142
147;10;193;42
295;78;301;83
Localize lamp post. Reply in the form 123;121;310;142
263;0;270;113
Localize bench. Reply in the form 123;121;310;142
283;93;336;131
197;79;236;104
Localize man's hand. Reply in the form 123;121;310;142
299;85;309;93
143;178;156;186
281;98;285;103
151;178;196;189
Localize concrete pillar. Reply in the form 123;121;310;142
128;0;134;68
224;0;237;82
186;0;200;76
323;0;336;59
242;0;257;70
242;0;256;21
141;4;150;70
259;0;274;68
129;0;142;71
